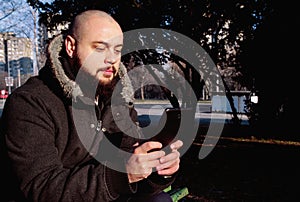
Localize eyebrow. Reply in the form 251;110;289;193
92;41;123;48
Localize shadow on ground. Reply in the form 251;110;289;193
172;124;300;201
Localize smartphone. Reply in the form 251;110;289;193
139;107;193;151
148;108;182;147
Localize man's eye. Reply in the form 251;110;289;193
96;46;106;51
115;49;122;53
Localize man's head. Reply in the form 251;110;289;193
65;10;123;87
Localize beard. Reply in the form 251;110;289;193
96;76;118;102
72;53;119;101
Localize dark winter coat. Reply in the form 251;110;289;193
0;35;175;202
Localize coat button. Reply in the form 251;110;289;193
101;127;107;132
90;123;95;128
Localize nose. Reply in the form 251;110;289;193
104;50;118;64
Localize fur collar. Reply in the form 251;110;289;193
47;34;134;103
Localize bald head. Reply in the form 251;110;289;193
64;9;124;87
69;10;121;41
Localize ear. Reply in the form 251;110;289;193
65;35;76;58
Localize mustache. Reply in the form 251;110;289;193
96;65;117;74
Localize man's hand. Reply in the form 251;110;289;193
126;140;183;183
155;140;183;176
126;141;165;183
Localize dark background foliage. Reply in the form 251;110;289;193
27;0;299;139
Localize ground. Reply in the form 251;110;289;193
172;124;300;201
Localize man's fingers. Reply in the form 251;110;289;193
134;141;163;154
133;142;139;147
157;162;180;176
159;149;180;164
170;139;183;150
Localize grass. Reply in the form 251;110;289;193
195;135;300;147
173;132;300;201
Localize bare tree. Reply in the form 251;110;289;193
0;0;41;76
0;0;35;38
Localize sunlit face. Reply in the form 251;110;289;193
67;15;124;85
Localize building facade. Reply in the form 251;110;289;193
0;32;33;89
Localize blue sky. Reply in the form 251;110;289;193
0;0;53;39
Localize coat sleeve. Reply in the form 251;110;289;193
1;91;136;202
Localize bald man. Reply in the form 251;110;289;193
0;10;182;202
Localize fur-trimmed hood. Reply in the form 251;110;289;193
46;34;134;103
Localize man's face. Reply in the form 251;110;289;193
71;16;123;86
